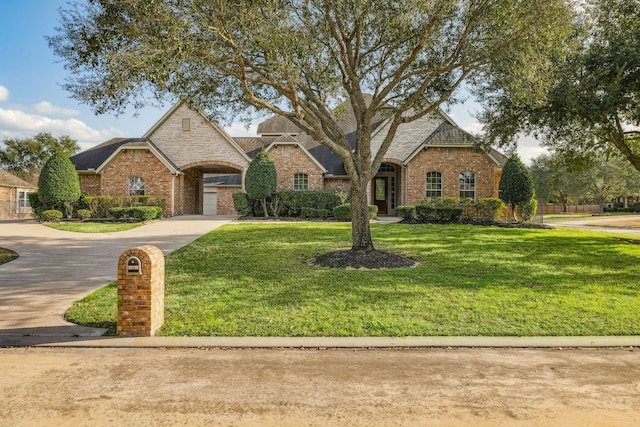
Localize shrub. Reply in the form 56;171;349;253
333;204;351;221
630;202;640;213
475;198;506;221
108;207;127;219
41;209;63;222
499;154;535;221
278;189;349;217
333;203;378;221
232;192;250;216
86;196;165;218
28;192;45;220
396;205;417;220
245;150;277;217
76;209;92;220
108;206;162;221
300;207;318;219
416;205;462;223
38;153;81;218
130;206;162;221
520;198;538;222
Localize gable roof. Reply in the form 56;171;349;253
143;101;251;164
70;138;181;174
0;169;37;189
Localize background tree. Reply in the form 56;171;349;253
245;150;277;217
49;0;574;253
530;154;583;212
481;0;640;173
38;153;81;218
499;154;535;221
0;133;79;184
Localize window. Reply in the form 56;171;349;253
128;176;145;196
182;118;191;131
378;164;395;173
459;172;475;200
426;172;442;198
293;173;309;190
18;190;31;209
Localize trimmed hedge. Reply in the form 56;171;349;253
86;196;165;218
416;205;463;223
396;205;417;220
300;207;332;219
41;209;63;222
332;203;378;222
108;206;162;221
278;189;349;217
76;209;92;220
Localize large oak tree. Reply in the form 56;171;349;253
49;0;573;252
482;0;640;173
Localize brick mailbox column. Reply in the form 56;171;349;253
117;245;165;337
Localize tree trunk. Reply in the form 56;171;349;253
350;181;375;252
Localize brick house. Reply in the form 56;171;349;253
0;169;36;219
70;101;506;216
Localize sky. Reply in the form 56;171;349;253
0;0;546;162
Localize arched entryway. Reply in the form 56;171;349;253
180;161;244;215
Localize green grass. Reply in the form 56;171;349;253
45;221;144;233
0;247;18;265
543;212;637;222
66;222;640;336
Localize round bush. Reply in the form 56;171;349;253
76;209;91;220
41;209;63;222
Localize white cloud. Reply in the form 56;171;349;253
0;107;120;145
0;86;8;102
224;122;259;137
34;101;80;117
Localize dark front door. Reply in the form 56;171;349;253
374;177;388;214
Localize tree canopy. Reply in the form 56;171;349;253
49;0;574;252
0;133;79;184
481;0;640;172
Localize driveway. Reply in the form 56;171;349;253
545;214;640;235
0;216;233;339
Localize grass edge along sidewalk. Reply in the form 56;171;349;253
66;222;640;337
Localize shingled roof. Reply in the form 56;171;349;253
0;169;36;189
70;138;180;173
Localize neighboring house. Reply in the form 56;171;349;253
0;169;37;219
70;101;506;216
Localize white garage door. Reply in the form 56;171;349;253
203;190;217;216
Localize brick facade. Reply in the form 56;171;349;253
269;144;324;191
216;187;240;215
78;174;101;196
117;245;165;337
406;147;499;206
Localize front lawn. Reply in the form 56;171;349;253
0;247;18;265
44;221;144;233
66;223;640;336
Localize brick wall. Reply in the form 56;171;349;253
99;149;176;215
147;103;250;170
324;178;351;191
406;147;499;206
216;186;240;215
78;174;101;196
269;145;324;190
117;245;164;337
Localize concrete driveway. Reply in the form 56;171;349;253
0;216;233;340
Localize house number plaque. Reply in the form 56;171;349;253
126;256;142;275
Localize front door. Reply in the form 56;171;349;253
374;177;388;215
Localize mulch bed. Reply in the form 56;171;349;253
314;250;417;269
